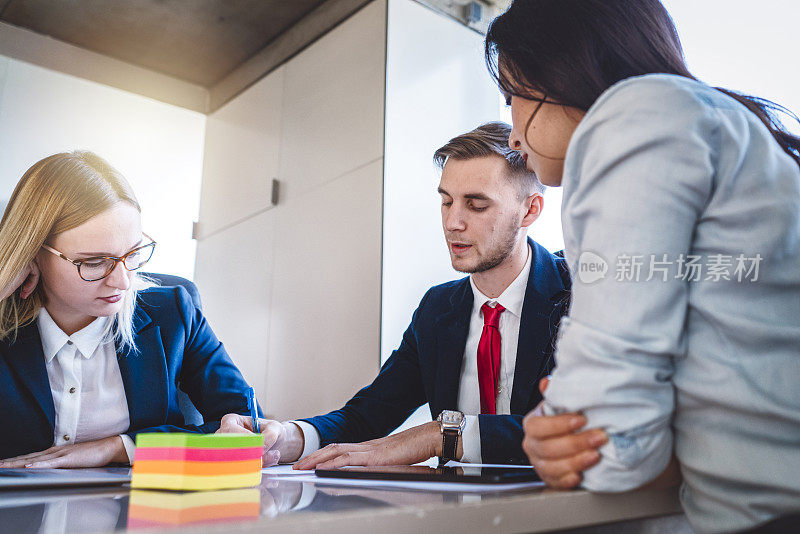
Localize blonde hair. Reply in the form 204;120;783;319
0;151;152;351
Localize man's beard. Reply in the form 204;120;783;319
452;222;519;274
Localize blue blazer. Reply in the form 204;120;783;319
0;286;254;460
302;238;571;464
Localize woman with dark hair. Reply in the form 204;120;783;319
485;1;800;532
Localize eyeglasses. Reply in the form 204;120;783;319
41;234;157;282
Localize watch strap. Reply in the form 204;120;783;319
440;428;459;464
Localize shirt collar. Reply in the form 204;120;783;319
37;308;110;362
469;244;532;319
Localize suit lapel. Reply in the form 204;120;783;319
3;323;56;430
510;239;569;414
510;277;551;414
431;279;473;416
116;304;168;430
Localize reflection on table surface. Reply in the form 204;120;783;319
0;469;540;534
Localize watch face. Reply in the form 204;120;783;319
440;410;463;425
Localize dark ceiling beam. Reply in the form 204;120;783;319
209;0;375;113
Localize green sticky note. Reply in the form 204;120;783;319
135;433;264;449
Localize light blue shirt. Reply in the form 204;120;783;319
543;74;800;533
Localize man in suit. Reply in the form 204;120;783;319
221;122;571;467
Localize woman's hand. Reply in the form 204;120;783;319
0;435;128;468
1;260;40;301
522;377;609;489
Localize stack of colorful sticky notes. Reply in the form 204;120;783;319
127;488;261;528
132;433;264;491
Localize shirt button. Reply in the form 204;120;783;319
66;340;73;345
69;387;76;394
63;435;70;441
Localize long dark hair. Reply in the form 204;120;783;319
485;0;800;167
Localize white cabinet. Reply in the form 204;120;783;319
195;0;386;418
266;160;383;418
198;67;285;238
279;2;386;201
194;210;276;392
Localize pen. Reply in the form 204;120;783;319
246;386;260;433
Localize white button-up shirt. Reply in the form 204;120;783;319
295;245;532;463
457;244;531;462
38;308;135;462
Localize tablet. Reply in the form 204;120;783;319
315;465;541;484
0;468;131;489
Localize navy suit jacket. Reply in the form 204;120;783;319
0;286;254;460
302;238;571;464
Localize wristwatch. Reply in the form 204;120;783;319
437;410;465;466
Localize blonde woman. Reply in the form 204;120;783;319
0;151;260;468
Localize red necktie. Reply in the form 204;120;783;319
477;302;505;414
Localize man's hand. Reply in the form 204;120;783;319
522;377;608;489
294;421;456;471
217;414;304;467
0;435;128;468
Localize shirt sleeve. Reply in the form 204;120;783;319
459;415;481;463
120;434;136;464
292;483;318;511
544;77;715;491
292;420;321;461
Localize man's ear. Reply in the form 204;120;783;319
521;193;543;228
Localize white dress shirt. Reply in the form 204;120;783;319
294;245;532;463
38;308;136;463
458;244;531;462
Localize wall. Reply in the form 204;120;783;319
382;0;501;368
0;54;205;280
661;0;799;136
378;0;506;429
194;0;386;419
381;0;571;430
